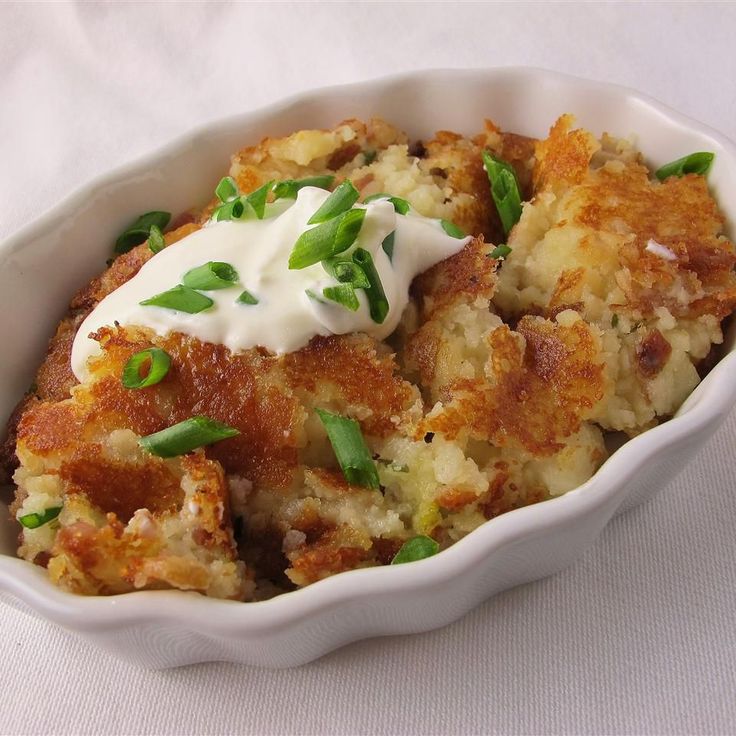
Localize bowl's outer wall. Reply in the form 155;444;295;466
1;69;736;668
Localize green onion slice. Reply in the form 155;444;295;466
322;257;370;288
115;211;171;254
213;197;250;222
139;416;240;458
215;176;238;202
272;175;336;200
307;180;360;224
245;180;274;219
363;150;377;165
322;284;360;311
148;224;166;254
182;261;239;290
382;231;395;261
122;348;172;389
655;152;715;181
489;244;512;260
289;209;366;269
18;506;62;530
140;285;214;313
482;150;523;236
315;409;380;489
363;193;410;215
440;219;466;239
236;289;259;305
352;248;389;324
391;535;440;565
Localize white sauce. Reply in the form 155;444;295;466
71;187;468;380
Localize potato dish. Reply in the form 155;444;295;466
2;114;733;601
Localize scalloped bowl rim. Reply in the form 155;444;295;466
1;67;735;641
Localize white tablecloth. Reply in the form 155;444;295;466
2;3;735;734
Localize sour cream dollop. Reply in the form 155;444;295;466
71;187;469;380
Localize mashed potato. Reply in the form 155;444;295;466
3;114;733;600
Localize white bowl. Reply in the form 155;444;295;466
1;68;735;669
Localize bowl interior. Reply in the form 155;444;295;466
1;67;735;562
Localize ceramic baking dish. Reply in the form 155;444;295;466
1;67;735;669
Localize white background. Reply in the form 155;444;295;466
2;2;736;734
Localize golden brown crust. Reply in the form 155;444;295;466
411;236;497;320
533;114;600;193
418;315;606;455
283;334;418;438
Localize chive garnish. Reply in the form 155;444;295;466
363;150;377;165
307;180;360;224
440;219;466;239
352;248;389;324
288;209;366;269
382;231;395;260
140;285;214;313
322;284;360;311
315;408;380;489
18;506;62;530
245;180;274;219
322;258;370;288
182;261;238;291
272;175;336;200
122;348;172;389
215;176;238;203
139;416;240;458
482;150;523;236
213;180;275;222
115;211;171;254
391;535;439;565
611;314;619;328
148;224;166;254
655;152;715;181
236;290;259;305
363;193;410;215
489;244;512;260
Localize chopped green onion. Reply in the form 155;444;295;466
322;258;370;288
382;231;395;260
363;193;410;215
489;244;512;260
140;285;214;313
391;535;439;565
611;313;619;328
236;290;259;305
482;150;523;236
213;180;274;222
272;175;336;200
363;150;377;165
307;180;360;224
315;409;380;489
115;211;171;254
352;248;388;324
148;224;166;254
215;176;239;202
139;416;240;458
245;180;274;219
440;219;466;239
18;506;62;530
289;209;366;269
213;197;250;222
122;348;172;389
322;284;360;311
655;152;715;181
182;261;239;291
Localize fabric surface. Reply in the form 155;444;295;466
2;2;736;734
